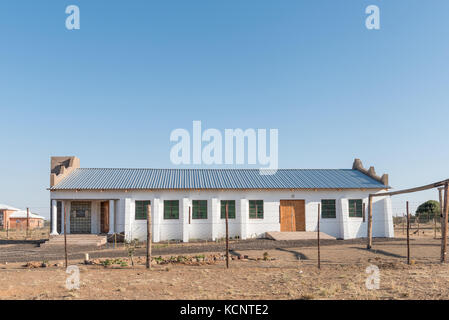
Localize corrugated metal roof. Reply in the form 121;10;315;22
0;204;19;211
10;210;45;220
50;168;388;190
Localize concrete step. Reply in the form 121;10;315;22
265;231;336;241
40;234;107;247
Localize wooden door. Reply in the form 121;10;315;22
100;201;109;234
280;200;305;232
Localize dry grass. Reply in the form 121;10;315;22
0;227;49;241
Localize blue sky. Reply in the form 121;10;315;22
0;0;448;218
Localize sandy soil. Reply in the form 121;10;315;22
1;230;449;300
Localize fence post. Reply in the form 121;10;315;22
26;207;30;239
439;188;444;238
441;183;449;263
225;202;229;269
406;201;410;265
146;203;152;269
317;203;321;269
64;206;68;268
367;195;373;249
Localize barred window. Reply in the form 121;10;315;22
135;200;151;220
349;199;363;218
164;200;179;219
249;200;263;219
220;200;236;219
321;200;336;218
192;200;207;219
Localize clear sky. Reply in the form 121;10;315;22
1;0;448;218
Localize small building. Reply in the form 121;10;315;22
48;156;394;242
8;210;45;230
0;204;45;230
0;204;19;229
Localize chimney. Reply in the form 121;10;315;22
50;156;80;187
352;158;389;187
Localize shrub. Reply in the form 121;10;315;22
416;200;441;219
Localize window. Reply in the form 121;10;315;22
349;199;363;218
70;201;91;234
164;200;179;219
192;200;207;219
135;200;151;220
249;200;263;219
221;200;236;219
321;199;336;218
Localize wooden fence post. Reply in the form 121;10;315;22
26;207;30;238
146;203;152;269
225;202;229;269
442;183;449;263
317;203;321;269
439;187;444;238
64;206;68;268
367;195;373;249
406;201;410;265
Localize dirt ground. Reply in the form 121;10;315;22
1;226;449;300
0;227;49;241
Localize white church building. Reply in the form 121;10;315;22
48;156;394;242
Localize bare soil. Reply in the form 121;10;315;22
0;227;448;300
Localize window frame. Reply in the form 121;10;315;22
348;199;363;218
220;200;236;219
249;200;264;219
192;200;208;220
321;199;336;219
135;200;151;220
163;200;179;220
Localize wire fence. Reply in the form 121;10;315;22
0;197;447;270
0;226;49;241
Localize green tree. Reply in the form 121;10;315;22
416;200;441;219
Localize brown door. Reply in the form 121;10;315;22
280;200;305;231
100;201;109;234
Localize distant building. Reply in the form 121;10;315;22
0;204;45;230
49;156;394;242
0;204;19;229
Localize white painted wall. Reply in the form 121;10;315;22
51;188;394;242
